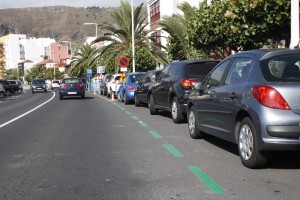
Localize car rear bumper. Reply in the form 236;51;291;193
59;90;85;96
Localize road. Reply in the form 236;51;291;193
0;89;300;200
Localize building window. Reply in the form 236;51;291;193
150;0;160;23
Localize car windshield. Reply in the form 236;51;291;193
130;74;144;83
32;79;45;84
53;81;59;84
261;54;300;82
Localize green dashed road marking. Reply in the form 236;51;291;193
120;107;126;111
188;166;225;194
125;111;132;115
163;144;184;158
139;121;149;127
149;130;161;139
131;116;139;120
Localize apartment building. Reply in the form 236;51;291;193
147;0;202;50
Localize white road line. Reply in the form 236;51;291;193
0;91;55;128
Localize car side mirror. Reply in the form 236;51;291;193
150;75;156;82
194;82;203;91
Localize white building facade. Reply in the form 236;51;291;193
3;34;26;69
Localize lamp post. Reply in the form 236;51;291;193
84;23;98;38
131;0;136;72
51;50;56;80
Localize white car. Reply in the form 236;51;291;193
51;80;60;89
106;74;121;97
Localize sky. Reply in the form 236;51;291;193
0;0;147;9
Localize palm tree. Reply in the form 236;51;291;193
69;43;96;77
159;2;207;60
91;1;167;73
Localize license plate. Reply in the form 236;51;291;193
68;92;77;94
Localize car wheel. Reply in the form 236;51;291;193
59;95;63;100
0;91;4;98
238;117;269;169
45;89;47;92
171;97;186;123
188;106;204;139
134;94;140;107
148;94;157;115
124;92;129;105
32;90;34;93
81;95;85;99
100;89;103;95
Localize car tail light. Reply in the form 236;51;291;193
128;86;135;91
181;78;197;87
252;85;291;110
60;84;67;88
77;83;84;89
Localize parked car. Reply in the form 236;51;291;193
59;77;85;100
80;78;89;90
134;70;161;107
187;49;300;169
0;79;15;95
148;60;218;123
106;74;122;98
100;74;112;96
31;78;47;93
117;72;146;104
8;80;21;92
51;80;60;89
0;83;6;98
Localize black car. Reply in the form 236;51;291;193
148;60;219;123
100;74;112;96
134;70;160;107
31;78;47;93
0;80;14;95
7;80;20;93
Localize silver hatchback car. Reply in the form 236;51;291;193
187;49;300;168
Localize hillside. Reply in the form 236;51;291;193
0;6;120;45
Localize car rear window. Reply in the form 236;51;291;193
261;54;300;82
63;79;82;84
33;79;45;84
130;74;144;83
186;62;217;77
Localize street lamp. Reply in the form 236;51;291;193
131;0;136;72
84;23;98;38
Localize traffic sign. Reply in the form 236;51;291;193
97;66;105;74
118;56;129;67
87;69;92;77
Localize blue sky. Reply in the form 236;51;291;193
1;0;147;9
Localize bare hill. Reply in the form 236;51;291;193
0;6;119;45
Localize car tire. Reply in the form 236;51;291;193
149;94;158;115
171;97;186;123
0;91;4;98
134;94;140;107
238;117;269;169
124;92;129;105
59;95;63;100
32;90;34;94
188;106;204;139
81;95;85;99
45;89;47;92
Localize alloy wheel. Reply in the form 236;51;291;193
239;124;254;161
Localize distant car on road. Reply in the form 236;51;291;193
59;77;85;100
0;80;14;95
51;80;60;89
31;78;47;93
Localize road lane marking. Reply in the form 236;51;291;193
0;91;55;128
149;130;161;139
188;166;225;194
139;121;149;127
163;144;184;158
125;111;132;115
131;116;139;120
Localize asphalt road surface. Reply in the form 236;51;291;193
1;89;300;200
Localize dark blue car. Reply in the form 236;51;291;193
59;78;85;100
117;72;146;104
